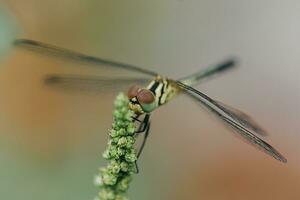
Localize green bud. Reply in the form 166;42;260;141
125;137;135;149
108;160;121;174
102;149;110;159
115;120;126;128
98;188;115;200
117;137;127;147
117;147;125;157
125;150;137;163
102;172;117;186
94;175;103;187
124;111;134;121
120;161;129;172
120;106;128;114
126;123;136;135
108;145;119;159
109;129;118;138
117;128;126;136
116;176;132;192
110;137;118;144
113;110;123;119
115;194;129;200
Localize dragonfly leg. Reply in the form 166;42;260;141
131;115;142;123
133;114;151;134
134;122;151;174
137;121;151;158
132;114;151;174
134;161;139;174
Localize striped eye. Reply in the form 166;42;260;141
137;89;155;104
127;85;141;99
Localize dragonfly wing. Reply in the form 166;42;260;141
178;58;268;136
45;74;150;92
175;81;287;163
216;101;268;136
179;59;237;86
13;39;158;77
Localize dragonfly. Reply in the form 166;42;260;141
13;39;287;166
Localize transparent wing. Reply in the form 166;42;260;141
175;81;287;163
179;58;237;86
178;58;269;136
44;59;236;93
216;101;268;136
179;59;269;136
45;74;150;92
13;39;158;77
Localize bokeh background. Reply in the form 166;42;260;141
0;1;300;199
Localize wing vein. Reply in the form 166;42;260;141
175;81;287;163
14;39;158;77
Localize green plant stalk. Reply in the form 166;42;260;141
94;93;137;200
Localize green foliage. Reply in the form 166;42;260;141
95;93;137;200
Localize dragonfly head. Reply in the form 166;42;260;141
127;85;156;114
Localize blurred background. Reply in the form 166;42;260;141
0;0;300;199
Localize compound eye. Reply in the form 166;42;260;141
137;89;155;104
127;85;141;99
